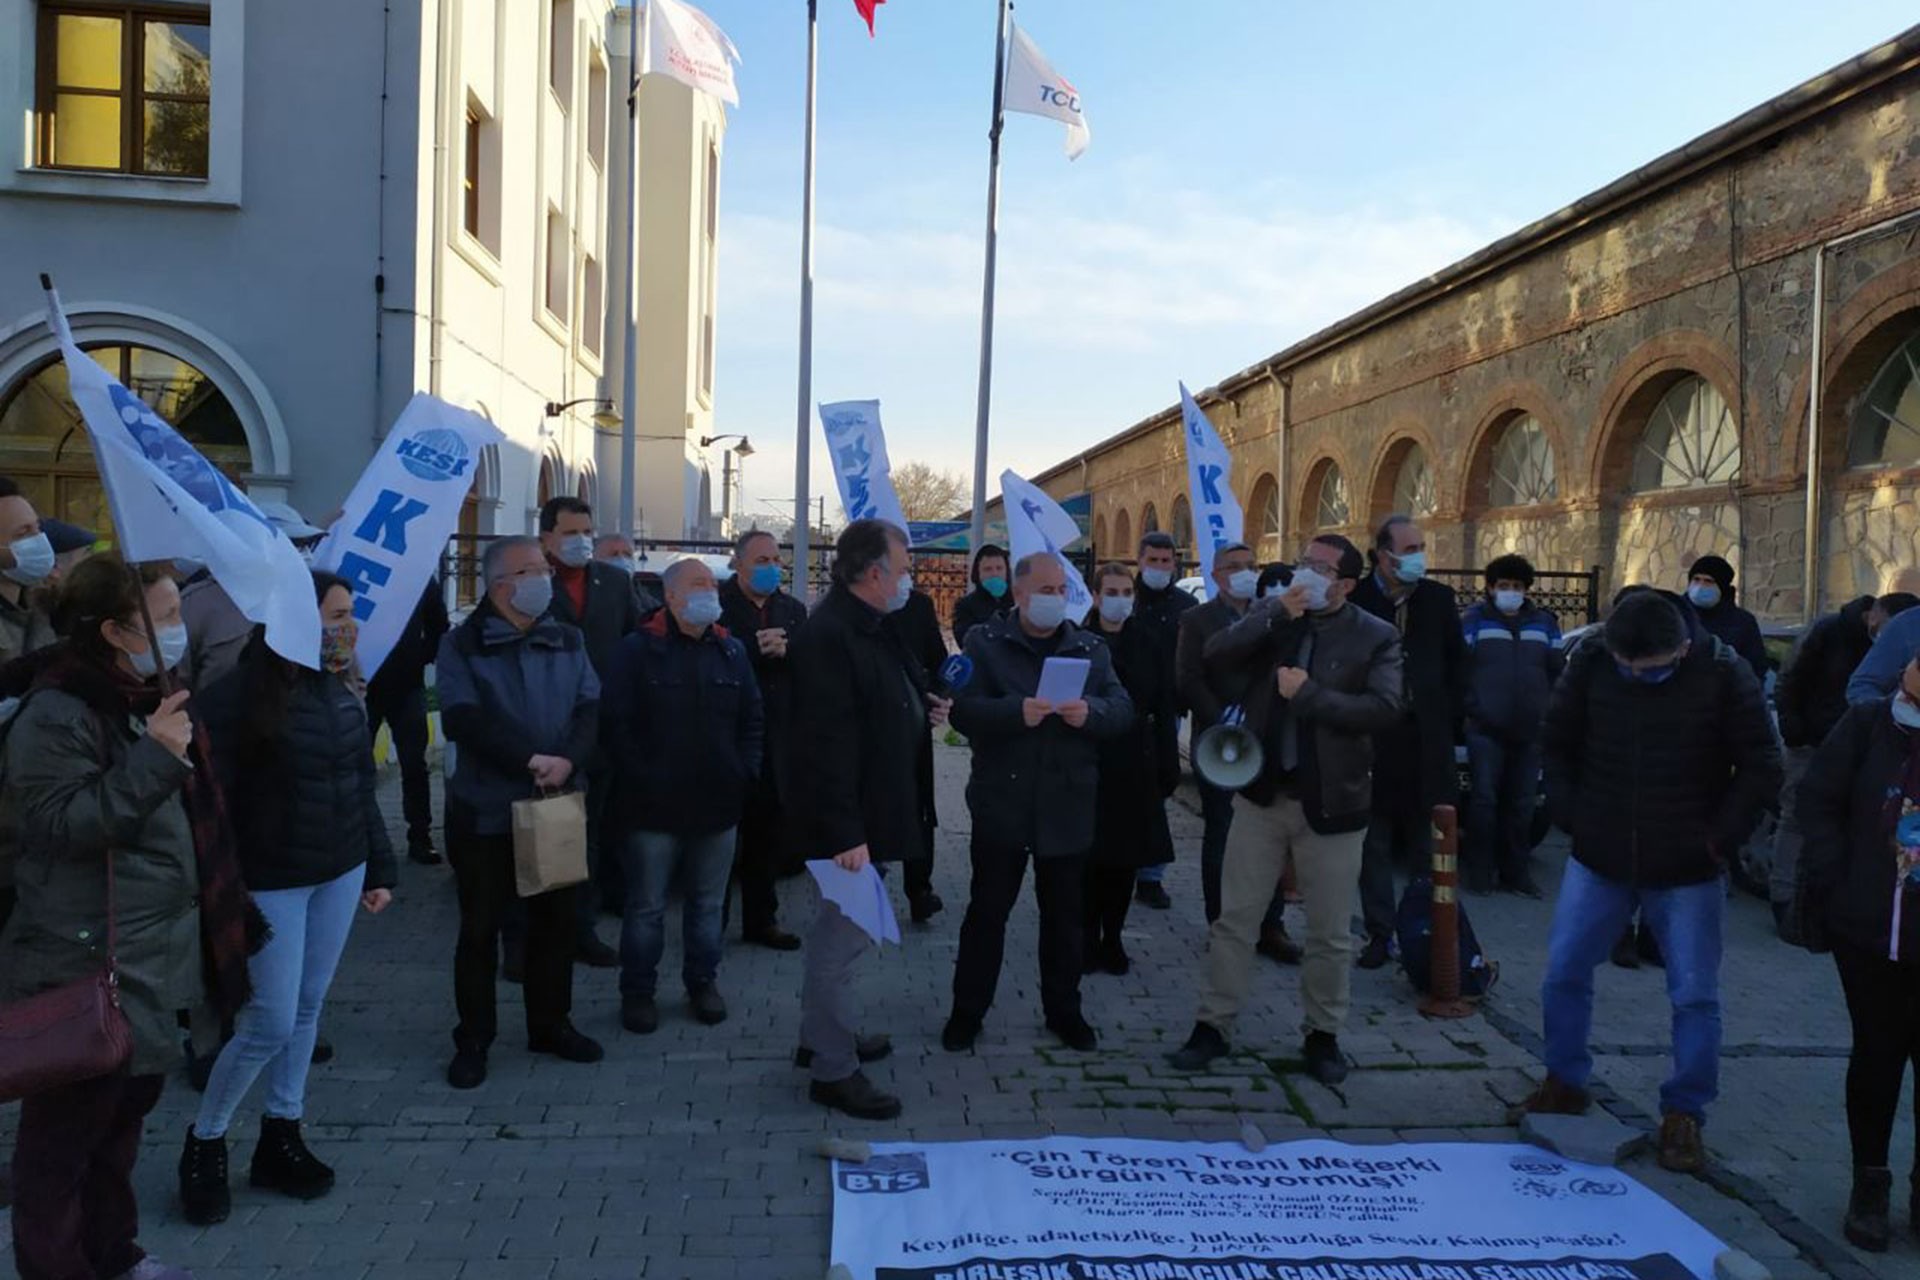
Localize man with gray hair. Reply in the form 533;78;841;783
436;535;604;1090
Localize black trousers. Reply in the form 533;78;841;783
733;785;785;937
367;683;433;852
448;805;574;1051
1834;944;1920;1169
952;839;1085;1025
1082;863;1133;953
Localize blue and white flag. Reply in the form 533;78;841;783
819;399;909;534
41;281;320;666
1179;382;1245;601
312;393;502;679
999;469;1091;616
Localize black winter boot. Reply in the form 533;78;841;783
250;1115;335;1200
178;1127;231;1225
1844;1165;1891;1252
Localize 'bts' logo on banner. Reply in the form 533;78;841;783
396;429;473;483
837;1153;929;1195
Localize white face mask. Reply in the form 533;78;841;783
1140;567;1173;592
1292;566;1332;612
1023;592;1069;631
1894;694;1920;731
1493;589;1525;615
556;534;595;568
682;589;723;628
5;532;55;586
126;622;189;678
1225;569;1259;601
1098;595;1134;625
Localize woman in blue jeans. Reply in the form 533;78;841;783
179;572;397;1225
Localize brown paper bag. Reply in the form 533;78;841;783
511;790;589;898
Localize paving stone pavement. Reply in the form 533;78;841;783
0;743;1910;1279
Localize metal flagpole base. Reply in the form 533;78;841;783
1418;995;1478;1021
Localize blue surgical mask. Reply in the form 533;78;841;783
1493;589;1525;615
5;532;55;586
749;563;783;596
981;575;1009;599
556;534;594;568
1140;568;1173;592
887;572;913;614
1615;659;1680;685
1393;551;1427;585
1687;583;1721;610
128;622;189;679
1226;569;1259;601
1023;592;1069;631
1098;595;1134;625
682;589;723;628
1894;695;1920;731
509;574;553;618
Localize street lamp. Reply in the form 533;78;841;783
698;435;754;537
545;398;623;430
698;433;754;457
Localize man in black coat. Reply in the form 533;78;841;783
1349;515;1468;969
539;496;642;967
1684;555;1769;683
885;584;949;923
1517;591;1780;1174
791;520;950;1121
945;552;1133;1055
594;532;662;618
1130;530;1195;909
1174;541;1260;923
718;529;810;951
368;577;450;864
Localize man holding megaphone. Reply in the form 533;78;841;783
1168;535;1405;1085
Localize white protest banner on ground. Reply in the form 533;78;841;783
312;394;502;679
41;280;321;666
1005;23;1090;159
1000;470;1092;616
819;400;909;534
1180;382;1245;601
645;0;741;107
830;1137;1725;1280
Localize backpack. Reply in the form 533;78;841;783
1395;875;1497;999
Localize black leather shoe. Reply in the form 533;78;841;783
179;1128;230;1225
1048;1015;1098;1052
1636;924;1665;968
746;927;802;952
795;1035;892;1068
576;935;619;968
1356;935;1391;970
1134;881;1172;910
1610;928;1640;969
1100;943;1131;976
250;1115;334;1201
1168;1022;1229;1071
941;1013;981;1053
689;984;729;1025
622;995;659;1035
310;1037;335;1065
909;892;945;924
446;1048;488;1089
1302;1031;1349;1086
529;1023;604;1063
408;843;443;866
810;1070;903;1120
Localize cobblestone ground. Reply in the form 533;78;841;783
0;743;1910;1279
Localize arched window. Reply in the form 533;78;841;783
1141;502;1160;535
1489;414;1558;506
1391;444;1437;518
1113;508;1132;554
1847;328;1920;470
1248;472;1280;559
537;456;557;507
0;344;247;535
1170;494;1192;554
1312;461;1350;530
1632;376;1739;492
1092;513;1108;556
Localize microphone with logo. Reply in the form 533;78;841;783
932;653;974;701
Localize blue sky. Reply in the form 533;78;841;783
676;0;1918;526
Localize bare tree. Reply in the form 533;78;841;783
891;462;969;523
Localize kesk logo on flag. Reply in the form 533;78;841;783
1179;383;1245;601
999;470;1091;615
1004;23;1089;160
40;280;320;667
311;394;503;680
819;400;909;534
645;0;742;107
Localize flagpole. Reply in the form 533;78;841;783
792;0;820;599
618;0;643;537
968;0;1011;554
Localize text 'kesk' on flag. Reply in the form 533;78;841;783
999;469;1091;615
38;275;321;668
1004;22;1089;159
1178;382;1245;602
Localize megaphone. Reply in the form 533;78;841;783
1192;706;1264;791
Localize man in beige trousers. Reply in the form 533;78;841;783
1168;534;1405;1084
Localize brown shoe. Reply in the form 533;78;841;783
1256;924;1303;965
1657;1112;1706;1173
1506;1075;1591;1124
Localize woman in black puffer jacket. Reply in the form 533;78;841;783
179;571;398;1226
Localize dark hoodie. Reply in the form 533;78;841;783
1686;556;1769;682
1775;595;1876;749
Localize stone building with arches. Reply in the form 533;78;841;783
1003;26;1920;624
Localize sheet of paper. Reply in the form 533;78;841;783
807;860;901;946
1036;655;1091;705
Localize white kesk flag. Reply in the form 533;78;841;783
311;394;503;680
40;281;320;666
1005;23;1089;160
819;400;909;535
999;470;1091;616
1179;382;1245;601
645;0;741;106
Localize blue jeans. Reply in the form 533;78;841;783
194;863;363;1137
1465;730;1541;885
1542;858;1726;1119
618;828;736;999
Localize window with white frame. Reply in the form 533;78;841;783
545;207;569;322
586;54;607;171
36;4;212;177
698;136;719;398
461;100;501;257
1489;414;1558;506
1848;329;1920;470
548;0;574;109
1631;376;1740;492
581;255;603;357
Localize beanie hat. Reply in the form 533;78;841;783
1688;555;1735;591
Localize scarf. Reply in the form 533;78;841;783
1879;722;1920;961
31;645;267;1016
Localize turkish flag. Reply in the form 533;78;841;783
853;0;883;36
